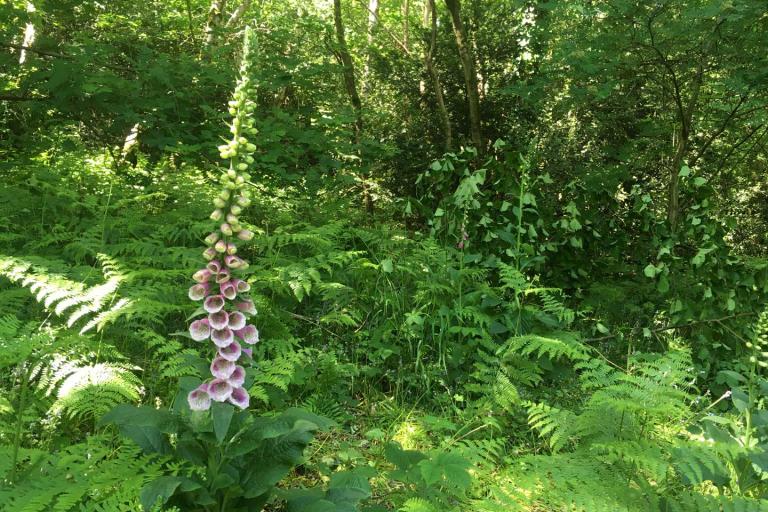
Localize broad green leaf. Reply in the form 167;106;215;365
212;402;234;443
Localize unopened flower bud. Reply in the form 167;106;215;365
210;209;224;221
213;197;226;208
230;205;242;215
215;240;228;253
237;195;251;207
203;247;217;260
237;229;254;241
227;243;237;255
204;232;220;245
237;163;248;171
245;143;257;152
219;190;231;200
220;223;233;236
226;214;239;225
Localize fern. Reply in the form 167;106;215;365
0;437;165;511
478;453;656;512
48;361;143;420
0;254;131;333
505;331;590;362
666;493;768;512
400;498;439;512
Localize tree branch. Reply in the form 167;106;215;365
689;95;746;167
1;43;132;72
583;312;755;343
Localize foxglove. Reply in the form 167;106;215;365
187;28;261;412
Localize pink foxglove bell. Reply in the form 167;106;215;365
188;383;212;411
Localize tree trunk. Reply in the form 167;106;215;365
402;0;410;51
362;0;378;96
225;0;252;28
667;57;704;232
204;0;228;46
424;0;452;151
333;0;363;144
444;0;482;152
333;0;370;212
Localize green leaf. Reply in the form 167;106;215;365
327;470;372;508
678;165;690;177
212;402;234;443
731;388;749;412
380;258;393;273
385;443;426;470
418;452;471;491
140;476;200;511
100;405;178;454
141;476;182;511
644;264;657;278
657;275;669;293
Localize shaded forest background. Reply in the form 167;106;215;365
1;0;768;510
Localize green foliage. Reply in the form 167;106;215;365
101;399;335;511
0;436;164;511
1;0;767;511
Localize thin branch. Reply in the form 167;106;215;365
353;0;413;56
1;43;132;72
646;10;685;129
689;95;746;166
2;42;69;59
288;312;343;339
0;94;48;101
584;312;756;343
714;123;766;175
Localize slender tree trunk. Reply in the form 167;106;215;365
204;0;228;46
333;0;371;212
362;0;378;96
402;0;410;51
444;0;482;152
333;0;363;143
419;1;429;96
225;0;252;28
667;57;704;232
424;0;452;150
